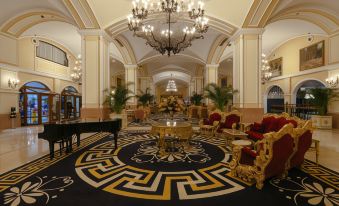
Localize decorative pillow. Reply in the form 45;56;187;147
275;117;287;132
286;120;298;128
265;118;278;133
203;118;210;125
252;122;263;132
225;114;240;129
209;113;222;123
262;116;276;133
242;147;257;158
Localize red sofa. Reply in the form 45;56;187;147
246;115;298;142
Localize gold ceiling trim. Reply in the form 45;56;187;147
207;34;229;64
1;11;75;38
242;0;280;28
62;0;100;29
114;36;137;65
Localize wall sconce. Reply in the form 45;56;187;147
261;72;272;84
326;75;339;88
8;78;20;89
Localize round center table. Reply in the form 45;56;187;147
150;120;193;149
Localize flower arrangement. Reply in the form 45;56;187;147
158;96;185;113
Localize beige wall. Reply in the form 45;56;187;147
268;35;329;76
0;35;80;130
0;34;18;65
263;34;339;128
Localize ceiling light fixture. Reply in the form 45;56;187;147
127;0;209;56
166;74;178;92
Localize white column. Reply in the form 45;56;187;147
205;64;219;104
124;64;138;105
232;30;264;122
80;31;110;119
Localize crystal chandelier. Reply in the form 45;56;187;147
261;54;272;84
71;55;82;84
166;75;178;92
127;0;209;56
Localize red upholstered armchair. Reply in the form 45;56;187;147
230;124;295;189
217;110;242;134
289;121;313;169
245;114;298;142
199;112;222;137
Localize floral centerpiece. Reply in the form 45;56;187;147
158;96;185;119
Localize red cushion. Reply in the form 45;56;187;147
239;147;257;165
225;114;240;129
264;134;294;178
209;113;222;123
246;131;264;141
275;117;287;132
203;118;211;125
286;120;298;128
290;130;312;168
262;116;276;133
252;122;263;132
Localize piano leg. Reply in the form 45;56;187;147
69;136;73;152
49;141;55;159
113;132;118;150
76;133;80;147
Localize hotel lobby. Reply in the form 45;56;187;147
0;0;339;206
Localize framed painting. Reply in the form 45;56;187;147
268;57;283;78
300;40;325;71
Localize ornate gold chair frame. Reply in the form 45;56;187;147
230;124;294;189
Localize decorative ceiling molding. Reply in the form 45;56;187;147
268;6;339;34
0;10;75;38
152;71;191;84
138;53;205;66
62;0;100;29
243;0;280;28
150;65;193;76
207;34;229;64
105;14;238;38
114;36;137;65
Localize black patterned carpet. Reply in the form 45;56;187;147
0;131;338;206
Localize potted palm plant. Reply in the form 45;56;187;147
190;92;203;106
204;83;238;112
136;88;154;107
104;82;134;128
309;88;339;129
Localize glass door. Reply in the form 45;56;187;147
26;94;39;125
41;95;49;124
50;94;60;122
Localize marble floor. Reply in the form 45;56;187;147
0;126;338;174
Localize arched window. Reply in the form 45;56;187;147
267;86;284;113
61;86;82;120
296;80;325;105
19;82;60;125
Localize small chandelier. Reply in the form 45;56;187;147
166;74;178;92
261;54;272;84
71;55;82;84
127;0;209;56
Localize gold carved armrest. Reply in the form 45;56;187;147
229;145;243;175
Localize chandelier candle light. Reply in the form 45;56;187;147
261;54;272;84
166;74;178;92
127;0;209;56
325;75;339;88
71;55;82;84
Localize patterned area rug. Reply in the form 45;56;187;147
0;131;338;206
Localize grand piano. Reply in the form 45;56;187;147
38;119;122;159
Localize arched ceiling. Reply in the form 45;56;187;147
153;71;191;84
0;0;73;26
262;19;327;55
86;0;253;29
21;21;81;55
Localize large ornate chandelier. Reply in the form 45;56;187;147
127;0;209;56
261;54;272;84
166;75;178;92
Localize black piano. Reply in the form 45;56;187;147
38;119;122;159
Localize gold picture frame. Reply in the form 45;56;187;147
269;57;283;78
300;40;325;71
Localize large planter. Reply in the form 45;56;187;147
109;112;128;129
311;115;332;129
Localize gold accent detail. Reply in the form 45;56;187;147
230;124;294;189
